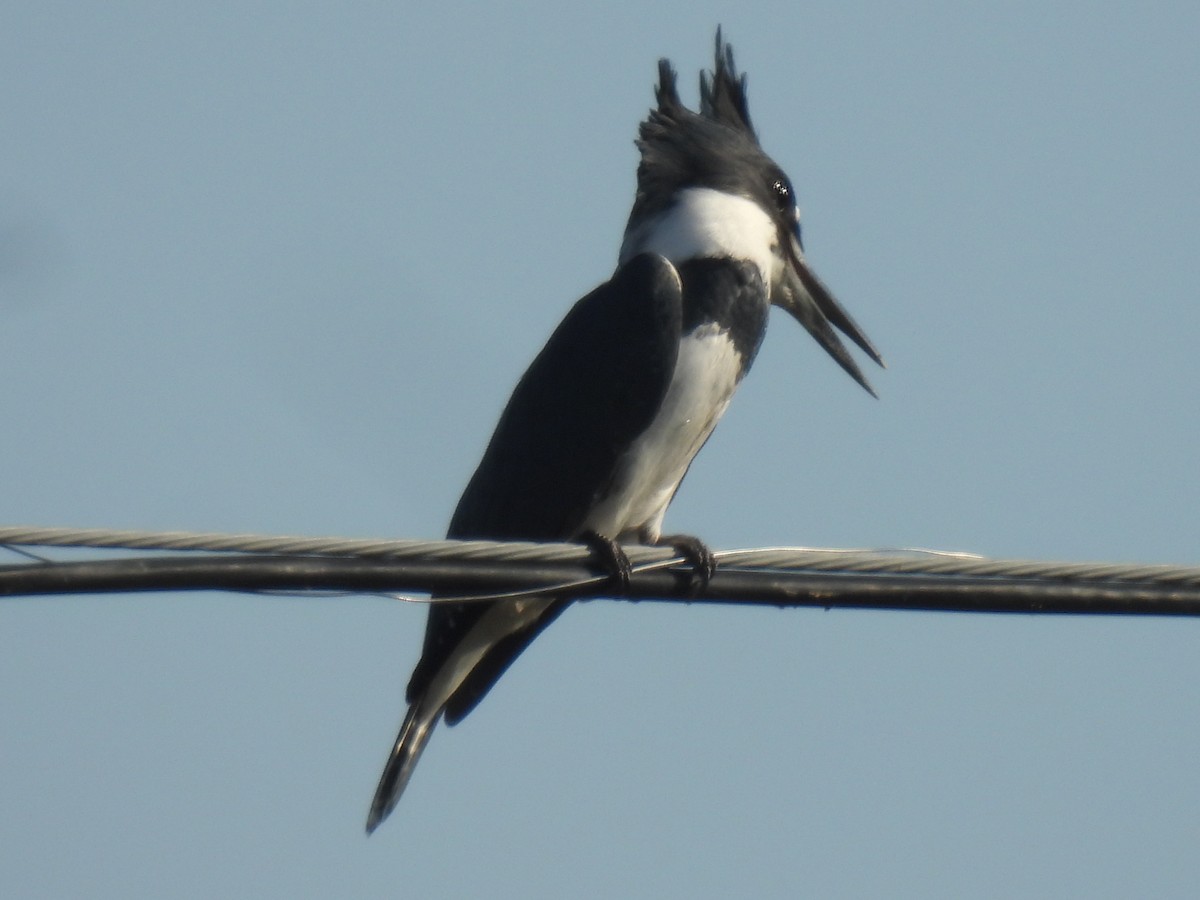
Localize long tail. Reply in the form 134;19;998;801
365;697;440;834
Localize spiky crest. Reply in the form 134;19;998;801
629;29;776;223
699;28;756;138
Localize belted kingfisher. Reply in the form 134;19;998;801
366;30;882;833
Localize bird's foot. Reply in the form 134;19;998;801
581;530;632;594
649;531;716;593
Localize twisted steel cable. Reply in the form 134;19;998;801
1;525;1198;615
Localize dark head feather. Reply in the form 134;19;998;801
699;28;756;138
629;29;781;223
654;58;682;113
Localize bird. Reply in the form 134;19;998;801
365;29;883;833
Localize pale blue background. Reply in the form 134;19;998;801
3;3;1199;897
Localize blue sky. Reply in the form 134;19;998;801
2;3;1199;897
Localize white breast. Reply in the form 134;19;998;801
582;322;743;542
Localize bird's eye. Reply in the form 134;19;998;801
771;178;794;215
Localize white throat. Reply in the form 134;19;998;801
619;186;780;286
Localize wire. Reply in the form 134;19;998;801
1;524;1197;586
2;524;1200;617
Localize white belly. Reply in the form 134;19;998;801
582;323;743;542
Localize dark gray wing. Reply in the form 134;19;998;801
406;252;684;719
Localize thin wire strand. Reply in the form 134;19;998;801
1;543;51;563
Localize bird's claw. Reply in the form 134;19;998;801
582;530;632;593
654;532;716;592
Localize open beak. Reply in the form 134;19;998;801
774;228;884;397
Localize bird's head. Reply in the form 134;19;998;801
620;30;884;394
